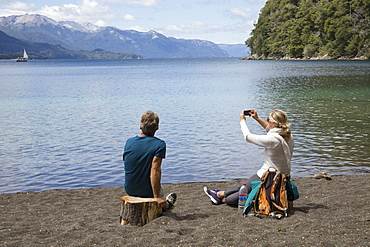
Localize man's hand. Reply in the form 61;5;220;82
151;156;166;208
155;197;168;209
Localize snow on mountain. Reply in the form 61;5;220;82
0;14;229;58
0;13;59;28
81;22;103;32
59;21;103;32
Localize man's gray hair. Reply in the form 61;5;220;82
140;111;159;136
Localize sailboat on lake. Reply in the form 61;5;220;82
16;48;28;62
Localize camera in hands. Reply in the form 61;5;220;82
244;110;251;116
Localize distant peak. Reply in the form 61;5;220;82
4;13;59;27
59;21;102;32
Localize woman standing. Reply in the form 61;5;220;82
204;109;294;206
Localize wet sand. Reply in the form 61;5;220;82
1;175;369;246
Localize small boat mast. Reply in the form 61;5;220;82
16;48;28;62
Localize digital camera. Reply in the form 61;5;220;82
243;110;251;116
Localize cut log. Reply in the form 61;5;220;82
120;196;161;226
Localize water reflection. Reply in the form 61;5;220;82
258;65;370;175
0;59;369;193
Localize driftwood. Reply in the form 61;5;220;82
120;196;161;226
313;172;332;180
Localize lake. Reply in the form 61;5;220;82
0;58;369;194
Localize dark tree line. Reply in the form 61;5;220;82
246;0;370;59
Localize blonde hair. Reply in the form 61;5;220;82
140;111;159;136
269;109;291;141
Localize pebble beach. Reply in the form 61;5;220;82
1;174;369;246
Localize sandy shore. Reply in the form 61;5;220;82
1;175;369;246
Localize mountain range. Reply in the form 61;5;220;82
0;14;244;59
0;30;142;60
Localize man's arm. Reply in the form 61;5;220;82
150;156;167;209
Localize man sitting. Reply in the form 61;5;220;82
123;111;176;210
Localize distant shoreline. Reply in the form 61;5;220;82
241;54;369;60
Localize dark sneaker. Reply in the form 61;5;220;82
166;193;177;208
203;187;221;205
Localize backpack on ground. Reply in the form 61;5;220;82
254;170;288;218
244;169;289;219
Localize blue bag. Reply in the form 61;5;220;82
287;180;299;201
243;180;260;215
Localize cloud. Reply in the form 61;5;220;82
243;0;267;3
162;21;219;34
38;0;115;22
0;0;115;24
101;0;160;6
2;1;36;10
228;7;253;19
94;20;107;26
0;1;37;16
161;21;248;35
129;25;150;32
123;14;136;21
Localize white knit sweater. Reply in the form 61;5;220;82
240;119;294;177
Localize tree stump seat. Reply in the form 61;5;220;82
119;196;161;226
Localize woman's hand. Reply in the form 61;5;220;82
250;109;259;119
240;111;246;121
250;109;269;129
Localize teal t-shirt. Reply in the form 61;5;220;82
123;135;166;198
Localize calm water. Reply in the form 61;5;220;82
1;58;369;194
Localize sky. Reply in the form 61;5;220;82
0;0;268;44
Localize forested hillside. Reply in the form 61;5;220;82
246;0;370;59
0;31;142;60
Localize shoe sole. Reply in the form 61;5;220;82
203;187;220;204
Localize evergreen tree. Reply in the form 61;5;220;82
246;0;370;59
